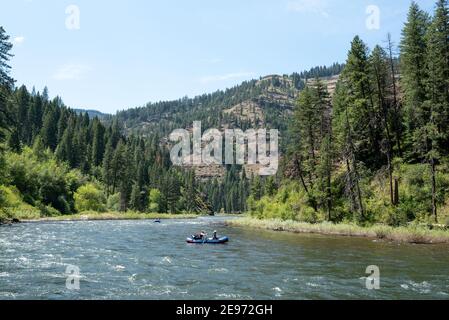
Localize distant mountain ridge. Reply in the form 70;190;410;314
114;63;344;139
73;108;111;120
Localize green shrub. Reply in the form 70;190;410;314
0;185;23;208
299;206;318;224
36;201;61;217
74;184;107;213
107;193;120;212
148;189;162;213
0;185;42;219
5;147;87;213
0;188;5;208
444;216;449;227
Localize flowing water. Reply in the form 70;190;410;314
0;217;448;300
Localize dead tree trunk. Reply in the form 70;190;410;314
373;62;395;206
344;106;364;220
431;158;438;223
393;178;399;206
386;33;403;157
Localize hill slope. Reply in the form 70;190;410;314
112;65;343;178
115;64;343;138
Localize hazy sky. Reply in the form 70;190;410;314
0;0;436;114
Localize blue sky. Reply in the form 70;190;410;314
0;0;436;114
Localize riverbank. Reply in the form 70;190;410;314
226;217;449;244
16;211;199;223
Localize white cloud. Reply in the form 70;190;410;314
53;64;91;80
287;0;329;17
200;72;254;84
13;36;25;45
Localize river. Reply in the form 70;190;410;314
0;217;448;300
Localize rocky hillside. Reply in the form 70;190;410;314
113;65;343;178
116;65;343;135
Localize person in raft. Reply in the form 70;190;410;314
212;230;218;240
193;231;207;240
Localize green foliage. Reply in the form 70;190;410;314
400;2;430;139
148;188;162;213
107;193;120;212
74;183;107;213
129;182;146;212
247;182;320;223
5;147;86;214
0;185;23;208
250;162;449;227
0;185;41;219
0;26;14;88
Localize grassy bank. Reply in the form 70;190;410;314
227;217;449;244
2;211;199;223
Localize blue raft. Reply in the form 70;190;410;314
186;236;229;244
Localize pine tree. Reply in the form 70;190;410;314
333;82;365;220
8;127;21;152
370;45;395;205
42;86;49;102
0;26;14;146
28;94;43;140
341;36;382;168
251;175;263;201
0;86;11;144
426;0;449;147
385;33;403;156
314;79;333;220
400;2;431;149
91;119;106;167
264;176;277;197
113;140;132;212
423;0;449;222
55;123;75;166
41;105;59;151
32;134;46;159
15;86;31;143
57;109;69;144
73;124;89;171
129;181;145;212
0;26;14;88
102;141;114;196
295;86;319;180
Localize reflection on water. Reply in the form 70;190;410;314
0;217;448;300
